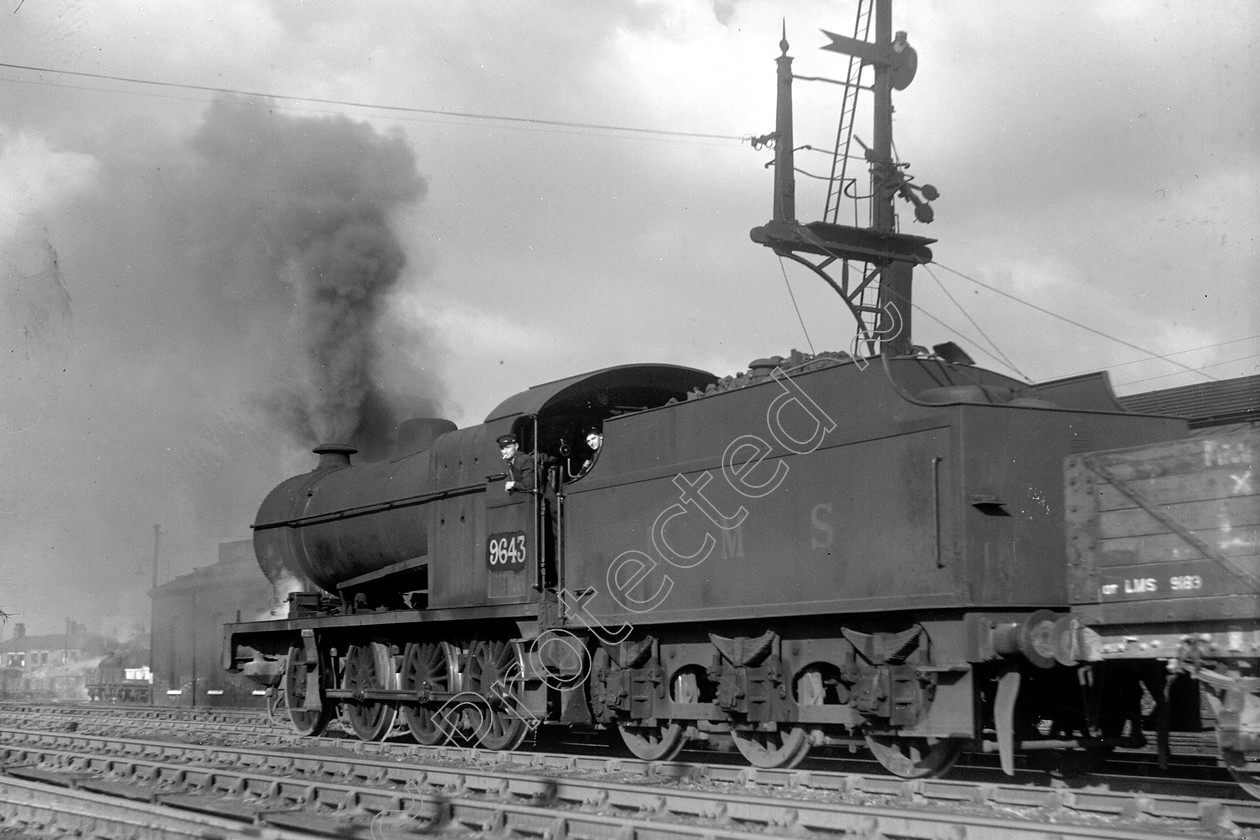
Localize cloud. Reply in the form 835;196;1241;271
0;129;98;234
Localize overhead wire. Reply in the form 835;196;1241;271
0;61;749;143
921;263;1028;381
815;143;1245;389
932;261;1221;382
9;65;1249;390
4;71;721;150
920;252;1251;385
1114;351;1260;388
777;256;817;355
905;298;1030;377
1059;334;1260;378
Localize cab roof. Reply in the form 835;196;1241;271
484;363;718;423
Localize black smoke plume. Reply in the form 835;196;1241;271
184;97;436;458
0;98;441;634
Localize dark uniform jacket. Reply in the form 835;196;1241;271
506;451;536;493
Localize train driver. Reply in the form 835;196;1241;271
579;427;603;475
497;433;535;493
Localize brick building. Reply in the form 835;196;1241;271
150;539;274;707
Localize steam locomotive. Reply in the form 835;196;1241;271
87;650;152;704
222;9;1257;795
222;350;1258;792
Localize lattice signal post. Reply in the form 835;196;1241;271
750;0;937;358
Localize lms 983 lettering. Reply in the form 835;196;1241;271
1099;572;1207;598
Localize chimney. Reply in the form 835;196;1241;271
14;622;25;639
312;443;357;471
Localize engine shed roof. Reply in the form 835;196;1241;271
1119;374;1259;429
484;363;718;423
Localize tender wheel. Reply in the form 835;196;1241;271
464;639;530;751
400;641;458;746
616;670;696;762
865;734;965;779
1223;749;1260;800
730;664;820;769
284;641;331;737
732;726;810;768
342;642;398;742
619;721;686;761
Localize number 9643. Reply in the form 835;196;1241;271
487;532;527;570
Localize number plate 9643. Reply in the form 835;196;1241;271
486;531;527;571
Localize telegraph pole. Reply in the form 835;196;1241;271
151;523;161;591
148;523;159;704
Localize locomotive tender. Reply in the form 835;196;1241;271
223;4;1258;793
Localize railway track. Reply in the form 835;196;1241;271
1;706;1258;838
0;774;320;840
0;702;1238;793
0;702;290;739
0;701;280;725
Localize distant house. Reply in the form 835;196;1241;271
0;622;118;701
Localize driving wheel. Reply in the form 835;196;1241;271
400;641;458;746
464;639;530;751
341;641;398;741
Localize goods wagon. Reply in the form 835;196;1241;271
1067;425;1259;794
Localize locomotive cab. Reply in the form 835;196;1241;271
482;364;720;595
485;363;719;479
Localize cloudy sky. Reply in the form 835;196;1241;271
1;1;1255;636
